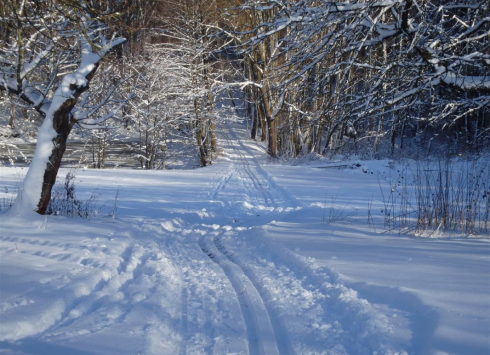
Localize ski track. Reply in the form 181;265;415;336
198;124;407;354
212;235;296;355
199;236;279;355
0;233;131;340
1;226;185;353
224;125;301;211
155;220;250;355
214;225;399;355
198;126;302;355
46;243;153;335
211;167;234;201
168;238;216;355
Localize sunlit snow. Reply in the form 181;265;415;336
1;122;489;355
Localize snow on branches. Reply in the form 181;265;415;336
0;0;128;214
240;0;489;155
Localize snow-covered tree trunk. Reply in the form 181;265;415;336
32;68;96;214
1;1;127;214
16;39;124;214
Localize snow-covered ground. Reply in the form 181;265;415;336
1;122;489;355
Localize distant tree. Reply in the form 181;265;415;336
127;46;195;169
157;0;238;166
0;0;130;214
231;2;284;157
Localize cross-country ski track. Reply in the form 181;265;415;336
1;122;489;355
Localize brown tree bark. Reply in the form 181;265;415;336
36;66;99;214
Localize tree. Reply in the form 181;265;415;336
1;0;129;214
128;46;196;169
158;0;239;166
241;0;489;157
236;2;285;157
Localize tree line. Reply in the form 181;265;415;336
239;0;489;158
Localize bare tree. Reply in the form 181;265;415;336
128;46;197;169
241;0;489;157
1;0;130;214
158;0;238;166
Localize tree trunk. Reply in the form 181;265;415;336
259;102;267;141
8;104;15;128
37;100;77;214
390;119;397;156
209;120;217;153
251;103;258;140
266;117;278;157
267;116;277;157
257;62;277;157
15;64;102;215
261;84;277;157
194;99;208;167
197;123;208;167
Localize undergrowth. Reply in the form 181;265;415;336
321;190;357;224
0;175;22;212
46;172;103;218
2;170;118;219
379;158;489;237
1;186;17;212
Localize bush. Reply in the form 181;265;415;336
380;158;489;237
46;172;102;218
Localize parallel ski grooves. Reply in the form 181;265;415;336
199;238;280;355
213;238;297;355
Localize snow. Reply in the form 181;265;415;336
10;114;58;216
20;43;56;80
1;122;489;355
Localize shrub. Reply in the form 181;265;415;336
46;172;102;218
380;158;489;237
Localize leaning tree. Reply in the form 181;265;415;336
1;0;132;214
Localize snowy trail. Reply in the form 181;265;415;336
0;121;451;355
203;127;300;355
215;125;300;213
163;227;243;355
209;236;296;355
200;237;281;355
189;123;409;355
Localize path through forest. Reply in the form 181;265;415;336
1;122;489;355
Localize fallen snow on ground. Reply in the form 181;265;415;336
0;122;489;355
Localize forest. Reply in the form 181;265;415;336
0;0;489;213
1;2;489;354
